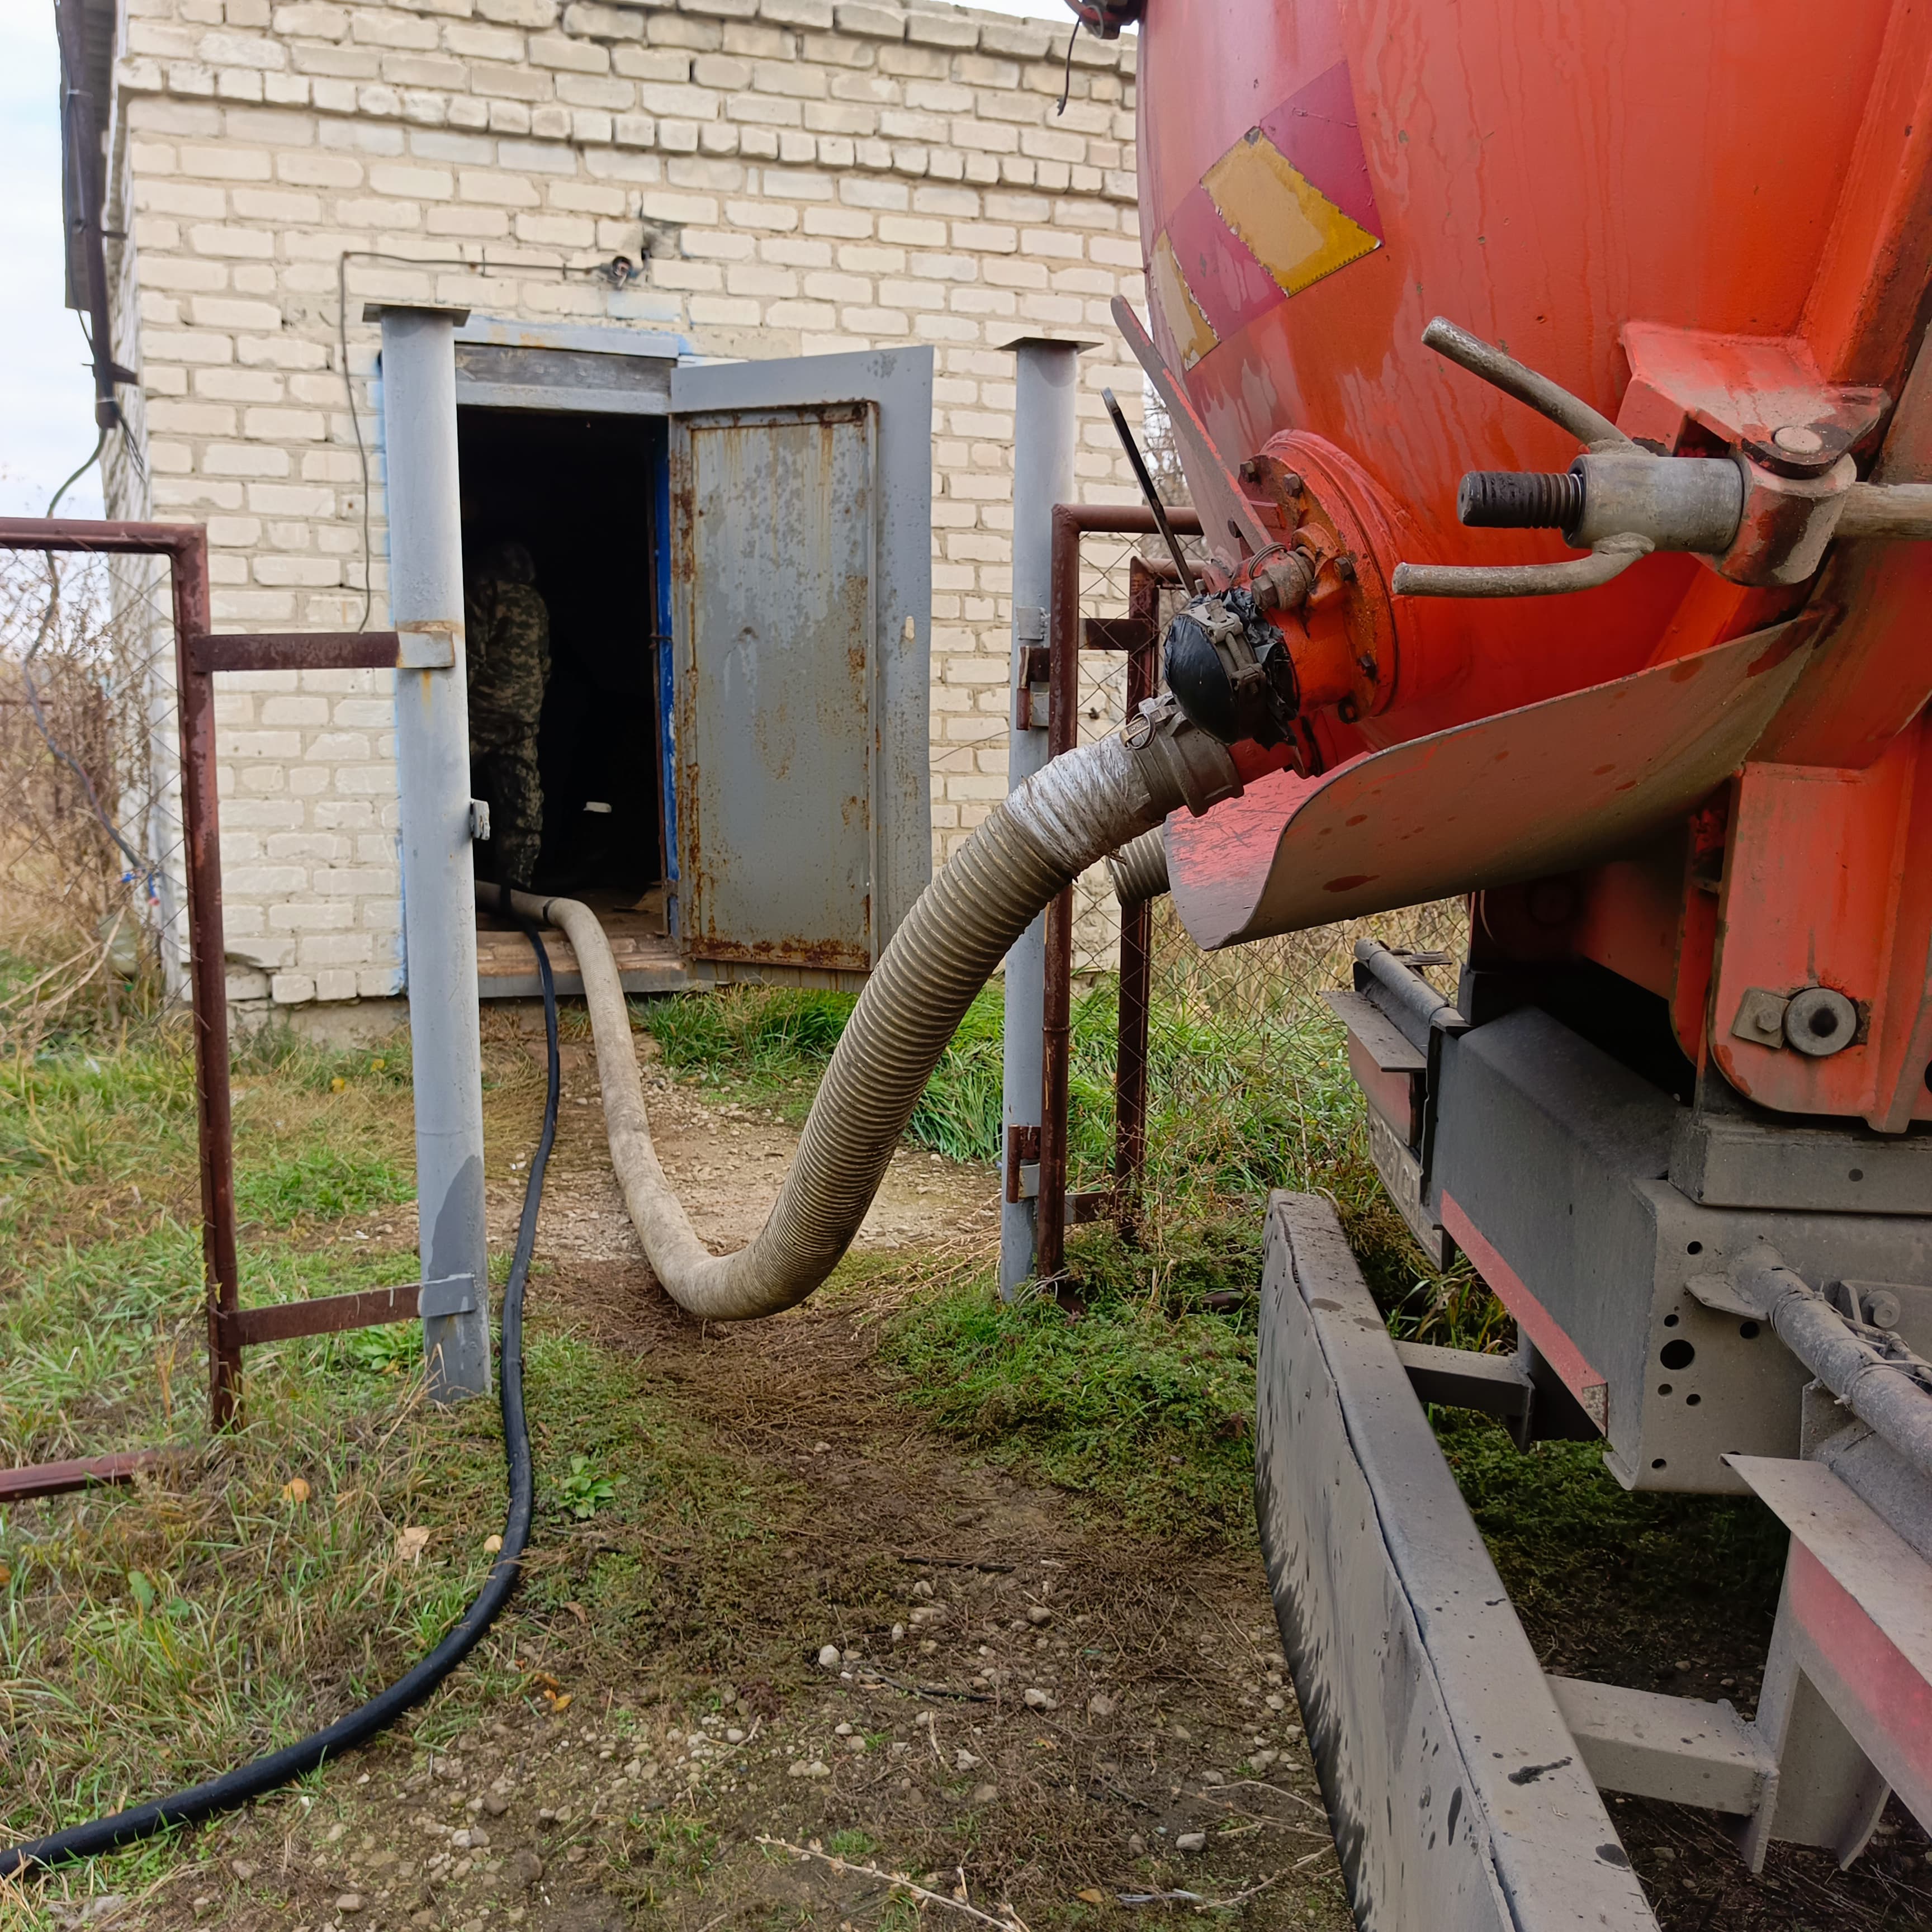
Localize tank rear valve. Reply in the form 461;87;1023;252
1162;586;1301;747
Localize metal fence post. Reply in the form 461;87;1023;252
1034;512;1196;1278
374;302;490;1403
999;338;1083;1299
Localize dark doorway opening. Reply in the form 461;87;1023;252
457;407;667;908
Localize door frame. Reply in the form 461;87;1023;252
448;314;687;907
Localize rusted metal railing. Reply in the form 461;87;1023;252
1033;503;1199;1282
0;517;427;1496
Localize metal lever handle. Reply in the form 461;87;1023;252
1392;533;1653;600
1100;385;1200;595
1399;324;1932;600
1395;319;1645;597
1420;318;1636;453
1835;481;1932;540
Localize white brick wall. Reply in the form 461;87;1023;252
98;0;1151;1007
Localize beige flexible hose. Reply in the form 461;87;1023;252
481;728;1211;1319
1106;826;1170;905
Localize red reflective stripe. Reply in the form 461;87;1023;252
1441;1191;1608;1426
1789;1537;1932;1804
1161;184;1285;343
1257;61;1384;242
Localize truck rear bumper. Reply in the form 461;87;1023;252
1256;1191;1661;1931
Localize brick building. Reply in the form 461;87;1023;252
62;0;1152;1021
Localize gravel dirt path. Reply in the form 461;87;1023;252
39;1049;1930;1932
47;1065;1349;1932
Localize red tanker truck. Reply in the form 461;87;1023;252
1077;2;1932;1925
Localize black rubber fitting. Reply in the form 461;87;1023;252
1457;469;1585;530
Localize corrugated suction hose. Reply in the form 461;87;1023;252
1106;826;1169;905
482;726;1217;1320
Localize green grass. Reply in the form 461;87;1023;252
0;1008;528;1846
641;983;1008;1161
0;930;1813;1924
0;1344;506;1839
1439;1414;1789;1670
234;1142;411;1229
0;950;1517;1827
0;1310;774;1847
0;1019;423;1470
639;973;1494;1330
883;1273;1258;1540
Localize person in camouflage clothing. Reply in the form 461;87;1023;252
465;540;551;890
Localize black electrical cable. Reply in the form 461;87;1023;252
45;427;107;519
0;923;560;1880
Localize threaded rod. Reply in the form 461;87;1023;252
1457;469;1584;530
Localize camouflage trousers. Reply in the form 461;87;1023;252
471;733;543;891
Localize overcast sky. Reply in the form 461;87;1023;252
1;2;104;519
0;0;1086;523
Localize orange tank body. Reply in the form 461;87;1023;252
1132;0;1932;1131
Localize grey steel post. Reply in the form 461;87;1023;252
373;303;490;1402
1000;339;1083;1298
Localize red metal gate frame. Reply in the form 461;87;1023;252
1;506;1190;1459
0;517;430;1503
1034;503;1199;1281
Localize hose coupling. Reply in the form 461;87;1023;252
1162;586;1301;748
1122;691;1244;818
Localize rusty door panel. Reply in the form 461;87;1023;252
673;401;877;970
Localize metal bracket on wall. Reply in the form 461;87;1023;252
1005;1124;1040;1204
1013;643;1052;730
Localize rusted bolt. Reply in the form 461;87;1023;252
1334;553;1357;581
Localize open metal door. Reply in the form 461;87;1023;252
669;348;932;973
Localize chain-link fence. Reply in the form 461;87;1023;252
0;546;183;1045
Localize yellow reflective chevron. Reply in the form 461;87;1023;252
1204;128;1381;298
1150;230;1220;370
